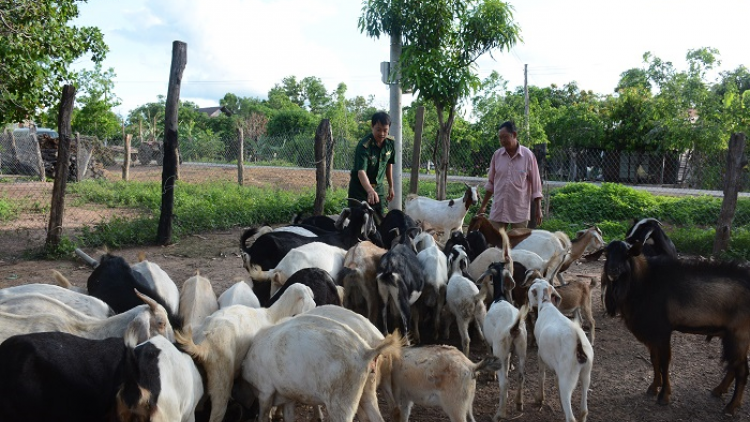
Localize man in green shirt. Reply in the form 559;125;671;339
348;111;395;214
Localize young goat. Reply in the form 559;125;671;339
404;184;478;243
480;261;528;421
528;277;593;422
444;245;488;356
339;241;387;326
602;240;750;416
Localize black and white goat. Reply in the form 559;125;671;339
624;217;677;258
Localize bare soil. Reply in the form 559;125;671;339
0;166;747;421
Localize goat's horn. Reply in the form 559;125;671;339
134;289;159;310
345;198;365;206
75;248;99;269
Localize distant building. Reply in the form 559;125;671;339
197;106;233;118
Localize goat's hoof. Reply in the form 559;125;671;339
656;395;671;406
646;384;659;396
711;386;727;397
723;403;739;416
493;410;506;421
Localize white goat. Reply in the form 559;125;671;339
444;246;488;356
0;290;175;343
174;283;316;422
303;306;400;422
217;280;260;308
178;270;218;332
380;344;502;422
404;184;478;243
241;314;403;422
0;280;112;319
513;230;571;285
246;241;346;296
484;294;529;420
528;278;593;422
131;253;181;314
339;241;387;326
413;231;449;341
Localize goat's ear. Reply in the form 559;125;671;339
550;287;562;307
503;272;516;293
335;208;351;230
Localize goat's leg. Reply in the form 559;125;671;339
535;356;546;406
434;286;446;340
495;352;511;421
580;362;592;422
410;304;421;345
457;317;472;356
515;335;528;413
723;334;750;416
356;376;385;422
207;355;236;422
556;369;577;422
256;392;275;422
655;341;672;405
443;310;455;340
584;303;595;345
282;403;296;422
712;369;735;397
646;345;663;396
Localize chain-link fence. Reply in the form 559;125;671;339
1;127;748;258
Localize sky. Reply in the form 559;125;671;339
72;0;750;119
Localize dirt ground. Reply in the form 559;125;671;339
0;166;748;421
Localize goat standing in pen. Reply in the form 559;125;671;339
602;239;750;416
404;183;478;243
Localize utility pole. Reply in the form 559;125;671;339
390;29;403;210
524;64;530;144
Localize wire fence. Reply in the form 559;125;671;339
1;128;748;258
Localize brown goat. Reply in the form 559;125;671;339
602;240;750;416
467;215;532;248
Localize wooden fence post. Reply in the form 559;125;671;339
325;121;335;189
237;126;244;185
409;106;425;194
122;134;132;181
314;119;330;216
157;40;187;246
45;84;76;248
713;133;747;254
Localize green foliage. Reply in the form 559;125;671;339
266;109;318;137
70;179;349;249
550;183;658;222
0;0;108;124
0;199;17;222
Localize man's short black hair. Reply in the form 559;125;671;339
371;111;391;127
498;120;517;133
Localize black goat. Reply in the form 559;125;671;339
602;240;750;416
443;230;471;259
0;332;127;422
265;268;341;307
625;217;677;258
466;230;488;261
241;201;381;272
377;209;417;249
87;254;183;331
291;213;338;232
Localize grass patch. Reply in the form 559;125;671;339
0;199;17;222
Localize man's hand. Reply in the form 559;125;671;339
535;206;543;227
368;190;380;205
386;187;395;202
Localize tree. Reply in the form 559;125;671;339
72;64;121;140
0;0;108;124
360;0;521;198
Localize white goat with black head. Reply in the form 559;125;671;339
444;245;488;356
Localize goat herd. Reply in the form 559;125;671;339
1;184;750;422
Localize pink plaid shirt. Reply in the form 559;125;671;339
483;145;543;224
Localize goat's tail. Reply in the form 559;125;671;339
364;330;406;363
174;327;211;363
511;304;529;337
473;355;503;376
51;269;73;289
575;335;589;364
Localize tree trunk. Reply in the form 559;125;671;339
325;120;335;189
45;84;76;248
409;106;425;195
713;133;747;254
314;119;330;215
122;134;131;181
434;105;455;200
237;127;244;185
157;41;187;246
